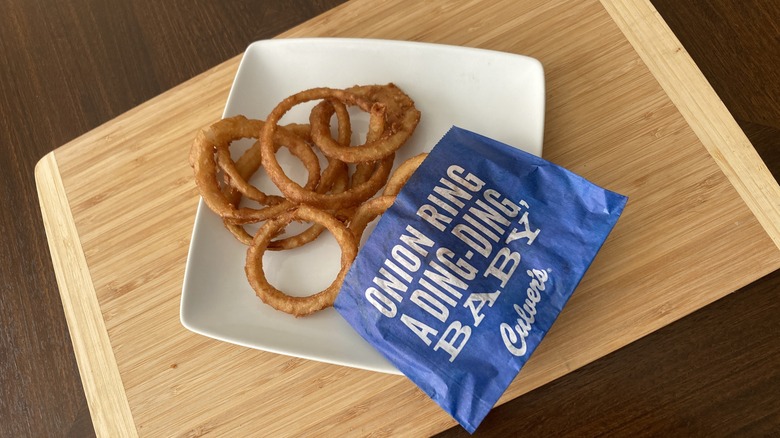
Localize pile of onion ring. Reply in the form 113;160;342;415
190;83;427;317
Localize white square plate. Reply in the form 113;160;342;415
181;38;545;374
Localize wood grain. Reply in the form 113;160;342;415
0;1;345;437
34;154;137;437
3;0;779;436
602;0;780;250
31;0;780;436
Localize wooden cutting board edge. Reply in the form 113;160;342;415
601;0;780;250
35;153;139;438
33;0;780;436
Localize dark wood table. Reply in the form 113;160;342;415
2;1;777;436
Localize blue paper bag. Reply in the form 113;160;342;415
335;126;627;433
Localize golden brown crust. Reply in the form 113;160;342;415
190;84;422;316
383;153;428;197
348;195;397;242
244;205;358;317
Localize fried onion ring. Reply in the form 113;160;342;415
245;205;358;317
191;116;320;222
309;83;421;163
190;83;422;317
383;153;428;196
261;94;394;210
222;103;352;247
217;119;320;203
348;195;397;242
263;86;417;164
351;103;387;187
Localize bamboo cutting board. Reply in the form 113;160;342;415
35;0;780;436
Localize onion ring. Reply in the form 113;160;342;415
190;84;422;317
263;86;416;164
348;195;397;242
262;93;394;210
383;153;428;196
308;83;421;163
245;205;358;317
351;103;387;187
222;103;353;247
262;168;350;249
217;119;320;203
190;116;321;222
